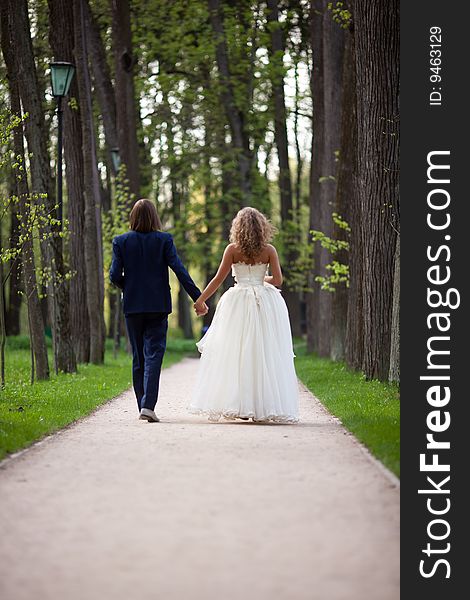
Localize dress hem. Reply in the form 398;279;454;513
188;406;299;424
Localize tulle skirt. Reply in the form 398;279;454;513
188;282;299;423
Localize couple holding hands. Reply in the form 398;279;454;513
110;199;299;425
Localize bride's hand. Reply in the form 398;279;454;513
194;299;208;316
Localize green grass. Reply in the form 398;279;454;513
294;340;400;477
0;336;196;461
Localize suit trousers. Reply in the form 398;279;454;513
125;312;168;411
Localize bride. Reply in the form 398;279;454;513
189;207;299;423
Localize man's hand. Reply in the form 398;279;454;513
194;299;209;316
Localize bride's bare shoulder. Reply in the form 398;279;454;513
222;243;237;261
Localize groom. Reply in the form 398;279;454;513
110;198;207;423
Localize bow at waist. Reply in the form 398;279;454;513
234;281;265;305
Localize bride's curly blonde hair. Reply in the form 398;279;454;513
229;207;275;259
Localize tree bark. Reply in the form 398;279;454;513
306;0;324;354
344;20;363;371
331;25;355;361
111;0;140;197
307;0;344;356
48;0;90;364
0;5;50;380
200;123;218;331
293;59;304;216
388;235;400;382
266;0;301;337
84;0;118;163
354;0;399;380
160;89;194;339
9;0;76;374
5;207;22;336
73;0;106;363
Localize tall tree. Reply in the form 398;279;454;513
354;0;399;380
7;0;76;374
330;20;355;361
0;4;50;380
389;236;400;382
111;0;141;198
307;0;344;356
73;0;106;363
160;89;194;339
266;0;301;336
48;0;91;363
84;0;118;161
343;13;363;371
5;207;22;336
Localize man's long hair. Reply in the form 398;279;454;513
129;198;163;233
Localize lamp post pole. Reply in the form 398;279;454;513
57;94;64;225
49;61;75;374
50;61;75;226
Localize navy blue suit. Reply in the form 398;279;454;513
110;230;201;411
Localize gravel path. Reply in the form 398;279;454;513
0;358;399;600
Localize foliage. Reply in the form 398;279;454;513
274;206;312;292
311;212;350;292
131;0;312;270
1;107;63;281
294;339;400;476
102;164;134;270
0;109;24;165
0;105;63;385
327;2;353;29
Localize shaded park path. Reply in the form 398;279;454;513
0;358;399;600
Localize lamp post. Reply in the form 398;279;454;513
50;62;75;225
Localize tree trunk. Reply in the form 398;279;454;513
266;0;301;337
0;255;6;388
306;0;324;354
159;90;192;339
266;0;293;226
48;0;90;364
73;0;105;364
388;235;400;382
201;123;218;331
293;59;304;217
84;0;118;163
330;26;355;361
307;0;344;356
111;0;140;198
208;0;252;205
354;0;399;380
0;5;50;379
6;207;22;336
344;22;363;371
9;0;76;374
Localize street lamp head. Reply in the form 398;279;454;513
50;62;76;97
110;147;121;172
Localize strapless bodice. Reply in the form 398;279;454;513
231;262;268;286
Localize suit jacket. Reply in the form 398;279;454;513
109;230;201;315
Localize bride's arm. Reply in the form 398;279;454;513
194;245;235;308
264;245;283;286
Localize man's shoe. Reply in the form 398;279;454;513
139;408;160;422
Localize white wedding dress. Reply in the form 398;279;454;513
189;262;299;423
